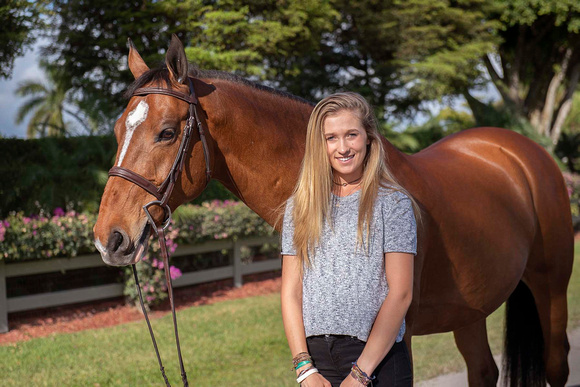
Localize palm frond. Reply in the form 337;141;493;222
15;96;44;124
15;80;47;97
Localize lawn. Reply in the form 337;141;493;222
1;244;578;386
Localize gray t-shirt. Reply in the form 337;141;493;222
281;187;417;342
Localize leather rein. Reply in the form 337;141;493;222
108;78;211;387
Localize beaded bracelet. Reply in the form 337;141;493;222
296;367;319;383
292;352;312;370
350;361;374;386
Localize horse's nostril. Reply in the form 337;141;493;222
109;231;124;253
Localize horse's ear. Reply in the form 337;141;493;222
127;38;149;79
166;34;189;84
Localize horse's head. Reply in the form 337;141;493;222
94;35;214;266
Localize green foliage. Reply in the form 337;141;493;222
0;0;46;79
0;136;236;217
556;132;580;172
0;201;274;262
42;0;189;133
123;226;182;310
563;172;580;229
190;179;237;205
0;136;116;217
404;108;475;152
0;209;97;261
15;60;71;138
395;0;501;102
169;0;337;91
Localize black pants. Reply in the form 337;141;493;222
306;335;413;387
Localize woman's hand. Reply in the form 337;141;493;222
339;373;365;387
300;372;332;387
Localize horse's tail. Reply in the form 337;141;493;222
502;281;546;387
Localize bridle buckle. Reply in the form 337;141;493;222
143;200;172;233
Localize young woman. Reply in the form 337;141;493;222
281;92;419;386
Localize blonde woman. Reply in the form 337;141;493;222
281;92;418;386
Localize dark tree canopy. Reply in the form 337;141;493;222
0;0;45;79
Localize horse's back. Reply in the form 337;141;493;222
400;127;573;334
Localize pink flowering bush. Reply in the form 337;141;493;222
0;200;275;309
122;222;184;309
172;200;273;244
0;208;96;261
0;201;274;262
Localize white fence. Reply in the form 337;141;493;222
0;236;280;333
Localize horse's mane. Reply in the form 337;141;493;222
124;65;314;106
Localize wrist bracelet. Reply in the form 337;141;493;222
297;365;313;378
292;352;312;370
296;367;319;383
295;360;311;370
351;361;374;386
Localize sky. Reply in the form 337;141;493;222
0;41;46;138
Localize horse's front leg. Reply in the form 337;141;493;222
453;318;498;387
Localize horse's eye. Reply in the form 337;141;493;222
158;129;175;141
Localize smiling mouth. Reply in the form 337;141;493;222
337;155;354;162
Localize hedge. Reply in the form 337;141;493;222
0;200;276;262
0;136;235;217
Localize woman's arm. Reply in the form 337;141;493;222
281;255;331;386
342;252;414;385
281;254;308;358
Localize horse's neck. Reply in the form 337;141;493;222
203;80;313;226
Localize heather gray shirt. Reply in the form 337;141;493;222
281;187;417;342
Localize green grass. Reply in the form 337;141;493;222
1;244;579;386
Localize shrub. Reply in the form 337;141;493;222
0;208;97;261
0;201;274;262
123;224;183;309
1;201;276;309
563;171;580;230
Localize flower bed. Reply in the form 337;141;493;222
1;201;277;308
0;200;275;262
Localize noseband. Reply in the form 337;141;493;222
107;78;211;387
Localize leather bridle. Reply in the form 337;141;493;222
108;77;211;387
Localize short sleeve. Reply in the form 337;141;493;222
382;193;417;255
281;198;297;256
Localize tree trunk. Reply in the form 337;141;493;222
539;48;572;136
507;26;526;106
483;54;512;105
550;62;580;149
463;92;496;126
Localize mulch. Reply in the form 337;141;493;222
0;271;281;346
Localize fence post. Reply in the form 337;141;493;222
0;261;8;333
233;240;243;288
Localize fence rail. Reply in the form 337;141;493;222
0;236;280;333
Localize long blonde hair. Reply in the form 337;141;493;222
290;92;419;267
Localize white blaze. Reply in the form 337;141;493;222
117;100;149;166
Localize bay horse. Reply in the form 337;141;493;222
93;36;574;386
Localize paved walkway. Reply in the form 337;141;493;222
417;327;580;387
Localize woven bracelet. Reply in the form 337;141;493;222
292;352;312;370
350;362;374;386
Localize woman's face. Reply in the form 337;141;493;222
323;110;369;183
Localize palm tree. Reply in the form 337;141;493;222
15;60;91;138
